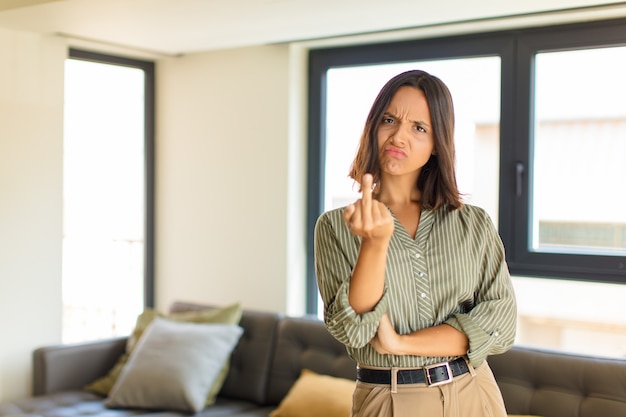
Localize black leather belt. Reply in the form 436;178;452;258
357;358;470;387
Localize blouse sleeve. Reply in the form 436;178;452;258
314;211;388;349
444;209;517;367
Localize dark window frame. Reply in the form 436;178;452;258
306;17;626;315
68;48;156;308
509;20;626;282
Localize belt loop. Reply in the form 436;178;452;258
467;359;477;377
391;367;398;393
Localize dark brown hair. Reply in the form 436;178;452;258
349;69;462;211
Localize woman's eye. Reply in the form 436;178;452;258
414;125;426;133
382;117;394;124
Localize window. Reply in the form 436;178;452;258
532;47;626;255
307;18;626;357
62;49;154;342
509;23;626;279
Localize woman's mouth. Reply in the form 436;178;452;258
384;147;406;158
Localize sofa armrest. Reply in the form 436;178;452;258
33;337;127;396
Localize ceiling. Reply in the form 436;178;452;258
0;0;625;57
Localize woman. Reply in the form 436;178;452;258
314;70;516;416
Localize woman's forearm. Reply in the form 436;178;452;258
372;315;469;357
397;324;469;357
348;238;389;314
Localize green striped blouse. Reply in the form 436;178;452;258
314;204;517;368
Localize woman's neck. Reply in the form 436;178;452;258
376;176;421;207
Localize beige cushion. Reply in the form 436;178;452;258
270;369;355;417
84;302;242;406
105;317;243;413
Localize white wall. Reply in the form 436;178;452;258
0;28;65;400
155;45;297;313
0;36;302;401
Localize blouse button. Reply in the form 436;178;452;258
415;253;421;259
420;293;427;298
418;272;424;277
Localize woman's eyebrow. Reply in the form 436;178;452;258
383;111;431;127
411;119;431;128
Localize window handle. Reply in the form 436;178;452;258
515;162;525;197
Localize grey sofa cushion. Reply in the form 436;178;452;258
265;315;356;405
488;345;626;417
105;318;243;412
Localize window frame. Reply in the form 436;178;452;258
68;48;155;308
508;20;626;282
306;17;626;314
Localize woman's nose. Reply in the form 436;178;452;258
390;125;409;145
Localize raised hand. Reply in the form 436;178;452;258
343;174;394;314
343;174;394;241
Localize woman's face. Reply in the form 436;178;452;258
376;86;435;179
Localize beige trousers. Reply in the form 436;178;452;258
351;362;507;417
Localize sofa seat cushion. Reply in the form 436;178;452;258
194;398;274;416
0;392;141;417
0;393;275;417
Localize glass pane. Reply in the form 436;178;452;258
325;57;502;224
532;47;626;256
63;59;146;342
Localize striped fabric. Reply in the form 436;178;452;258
314;204;517;368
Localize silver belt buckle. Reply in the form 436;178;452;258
423;361;453;386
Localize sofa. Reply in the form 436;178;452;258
1;301;625;417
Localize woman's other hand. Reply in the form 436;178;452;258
370;313;400;355
372;315;470;357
